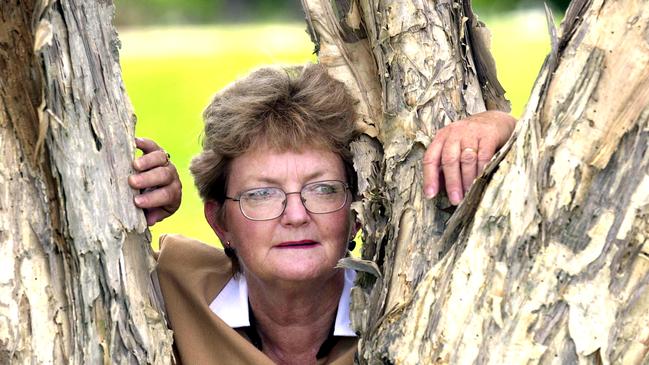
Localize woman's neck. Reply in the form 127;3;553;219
245;269;345;364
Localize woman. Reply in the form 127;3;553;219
131;64;515;364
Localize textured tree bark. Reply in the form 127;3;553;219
0;1;172;363
302;0;649;363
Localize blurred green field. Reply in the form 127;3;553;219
119;11;550;248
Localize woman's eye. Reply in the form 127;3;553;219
309;183;339;195
243;188;278;200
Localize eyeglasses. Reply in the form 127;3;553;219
225;180;350;221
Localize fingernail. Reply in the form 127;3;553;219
134;195;144;205
450;191;461;204
424;186;437;199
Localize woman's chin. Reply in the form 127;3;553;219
265;251;338;283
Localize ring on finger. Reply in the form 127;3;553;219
163;152;171;166
463;147;477;154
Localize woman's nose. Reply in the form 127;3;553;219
280;192;310;226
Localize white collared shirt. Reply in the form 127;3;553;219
209;269;357;337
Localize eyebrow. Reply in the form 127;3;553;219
244;170;329;187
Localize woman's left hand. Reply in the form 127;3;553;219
422;110;516;205
128;137;182;226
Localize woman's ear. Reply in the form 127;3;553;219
204;201;228;242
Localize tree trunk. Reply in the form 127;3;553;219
0;1;172;363
302;0;649;363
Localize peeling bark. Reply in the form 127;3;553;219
303;0;648;363
0;1;172;363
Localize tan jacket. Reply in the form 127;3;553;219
156;234;357;364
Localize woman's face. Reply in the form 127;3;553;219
217;147;353;285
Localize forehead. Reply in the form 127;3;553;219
227;147;346;189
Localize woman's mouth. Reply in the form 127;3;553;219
275;240;319;249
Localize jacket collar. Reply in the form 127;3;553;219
209;268;357;337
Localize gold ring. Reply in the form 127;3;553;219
163;152;171;166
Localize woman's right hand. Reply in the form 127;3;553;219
422;110;516;205
128;137;182;226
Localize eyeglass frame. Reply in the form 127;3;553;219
224;179;351;221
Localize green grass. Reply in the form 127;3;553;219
119;11;550;249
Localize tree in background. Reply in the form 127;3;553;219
475;0;571;12
114;0;301;25
114;0;224;25
114;0;570;25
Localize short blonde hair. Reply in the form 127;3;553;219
190;64;358;205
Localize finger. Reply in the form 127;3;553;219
144;208;171;226
133;149;170;171
135;137;162;154
460;145;478;193
134;182;180;209
422;134;446;199
129;165;175;190
477;138;498;174
441;139;463;205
